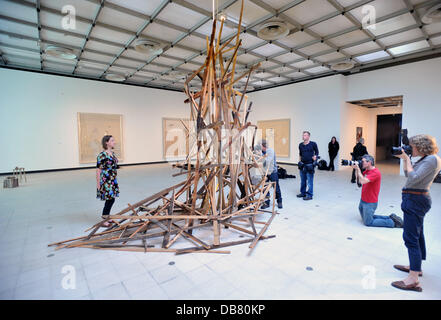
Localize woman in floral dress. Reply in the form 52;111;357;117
96;135;120;227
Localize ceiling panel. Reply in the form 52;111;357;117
380;28;425;46
251;43;285;56
344;40;380;55
315;51;346;62
98;6;147;33
272;52;303;63
224;0;271;26
291;59;315;69
39;10;91;36
89;25;132;45
0;1;37;23
276;31;316;48
157;3;207;30
106;0;166;16
308;15;355;37
1;0;439;92
329;29;371;47
0;18;38;39
40;0;100;21
297;42;333;56
349;0;408;23
283;0;338;25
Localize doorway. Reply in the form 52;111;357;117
376;113;402;173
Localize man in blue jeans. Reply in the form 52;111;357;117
297;131;319;200
353;154;403;228
259;139;282;209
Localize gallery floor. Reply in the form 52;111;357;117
1;162;440;300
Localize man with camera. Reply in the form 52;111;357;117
352;154;403;228
297;131;319;201
259;139;283;209
351;138;368;183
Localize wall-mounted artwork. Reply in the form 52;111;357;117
356;127;363;142
77;113;123;164
163;118;190;159
257;119;290;158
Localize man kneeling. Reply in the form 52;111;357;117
352;154;403;228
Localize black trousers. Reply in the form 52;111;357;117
102;198;115;216
329;154;337;171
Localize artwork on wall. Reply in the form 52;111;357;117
77;112;123;164
163;118;190;159
257;119;290;158
356;127;363;142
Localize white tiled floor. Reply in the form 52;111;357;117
1;162;440;300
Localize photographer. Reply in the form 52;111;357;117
351;138;367;183
352;154;403;228
391;135;441;292
259;139;283;209
297;131;319;201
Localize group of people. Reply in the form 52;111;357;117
95;132;441;292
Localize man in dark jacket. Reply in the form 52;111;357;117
297;131;319;200
351;138;368;183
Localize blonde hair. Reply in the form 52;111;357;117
409;134;439;155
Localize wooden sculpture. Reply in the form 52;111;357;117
49;1;278;255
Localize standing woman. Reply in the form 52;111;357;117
328;136;339;171
392;134;441;292
96;135;120;227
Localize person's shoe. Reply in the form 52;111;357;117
277;201;283;209
393;265;423;277
351;180;356;183
390;214;403;228
303;196;313;201
260;203;270;210
297;193;306;198
391;280;422;292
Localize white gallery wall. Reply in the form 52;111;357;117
1;56;440;174
249;57;440;170
0;68;188;173
347;57;441;155
340;103;403;163
248;75;345;166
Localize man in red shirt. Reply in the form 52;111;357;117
352;154;403;228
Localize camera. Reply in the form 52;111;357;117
391;129;412;156
298;156;320;172
341;159;362;167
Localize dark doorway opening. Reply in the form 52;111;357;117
376;114;402;165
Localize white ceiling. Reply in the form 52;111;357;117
0;0;440;92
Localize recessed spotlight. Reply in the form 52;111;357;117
105;73;126;81
257;20;289;41
134;38;164;56
45;45;77;60
330;61;355;71
422;3;441;24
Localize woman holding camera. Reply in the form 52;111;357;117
392;134;441;292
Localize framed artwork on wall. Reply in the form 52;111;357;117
163;117;190;160
356;127;363;142
77;112;123;164
257;119;290;158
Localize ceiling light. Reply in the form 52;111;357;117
331;61;355;71
257;20;289;41
105;73;126;81
422;3;441;24
45;45;77;60
134;38;164;56
389;40;430;56
356;50;389;63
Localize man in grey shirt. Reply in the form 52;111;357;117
259;139;282;209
